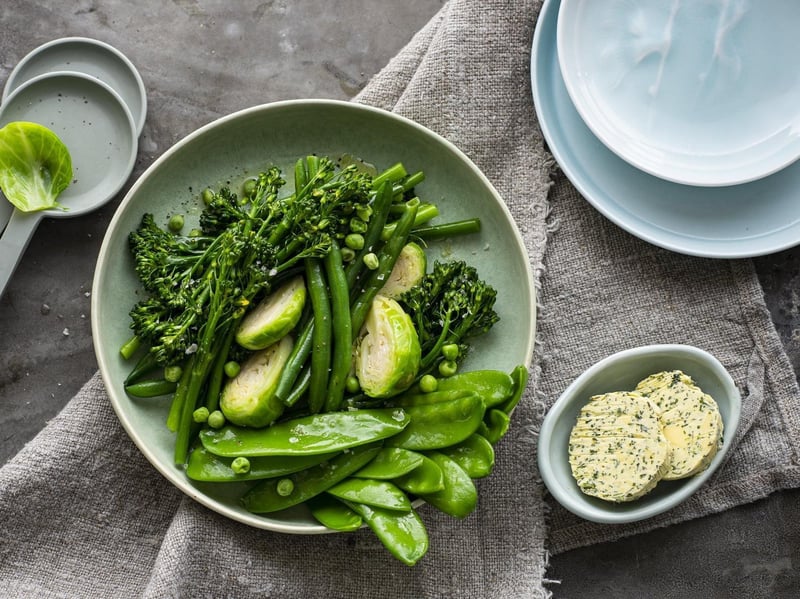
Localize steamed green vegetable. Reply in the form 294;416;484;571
235;275;306;350
354;295;421;398
120;153;519;567
219;335;294;427
0;121;72;212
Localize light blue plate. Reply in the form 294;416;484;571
557;0;800;187
532;0;800;258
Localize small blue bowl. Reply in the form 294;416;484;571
538;344;741;524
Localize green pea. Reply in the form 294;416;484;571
188;228;203;238
362;252;379;270
355;205;373;222
276;478;295;497
438;360;458;377
192;406;210;423
308;494;363;532
164;365;183;383
441;343;460;361
168;214;184;232
386;394;485;451
201;188;215;205
327;478;411;512
223;360;240;378
242;178;257;197
231;456;251;475
418;451;478;519
418;374;438;393
345;375;361;394
242;443;382;513
207;410;226;429
344;501;429;566
345;233;365;250
341;247;356;262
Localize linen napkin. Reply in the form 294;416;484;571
3;1;800;598
0;2;551;597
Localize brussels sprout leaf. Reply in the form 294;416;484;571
0;121;72;212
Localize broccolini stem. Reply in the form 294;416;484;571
345;181;394;291
371;162;407;190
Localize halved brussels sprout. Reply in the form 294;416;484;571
220;335;293;427
378;242;427;299
355;295;421;398
235;275;306;350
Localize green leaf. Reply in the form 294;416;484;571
0;121;72;212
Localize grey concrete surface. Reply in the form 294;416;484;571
0;2;797;597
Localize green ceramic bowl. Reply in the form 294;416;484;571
92;99;536;533
538;344;741;524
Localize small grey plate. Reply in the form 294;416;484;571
0;71;138;297
3;37;147;136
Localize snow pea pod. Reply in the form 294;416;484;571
327;478;411;512
500;364;528;415
418;451;478;519
344;501;429;566
352;447;424;480
393;453;444;494
438;433;495;478
242;443;382;513
385;394;485;450
392;388;473;407
308;494;363;532
185;443;337;482
432;370;515;408
124;378;177;398
200;408;409;457
483;408;510;444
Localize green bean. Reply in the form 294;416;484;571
371;162;407;190
350;198;419;337
382;202;438;240
274;318;314;403
166;354;196;432
411;218;482;240
324;240;352;412
242;443;382;513
204;326;236;412
282;363;311;408
294;157;309;193
305;258;332;413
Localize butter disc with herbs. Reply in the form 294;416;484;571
568;391;671;503
635;370;723;480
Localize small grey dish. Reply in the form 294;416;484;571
3;37;147;136
538;344;741;524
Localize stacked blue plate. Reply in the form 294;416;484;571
531;0;800;258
